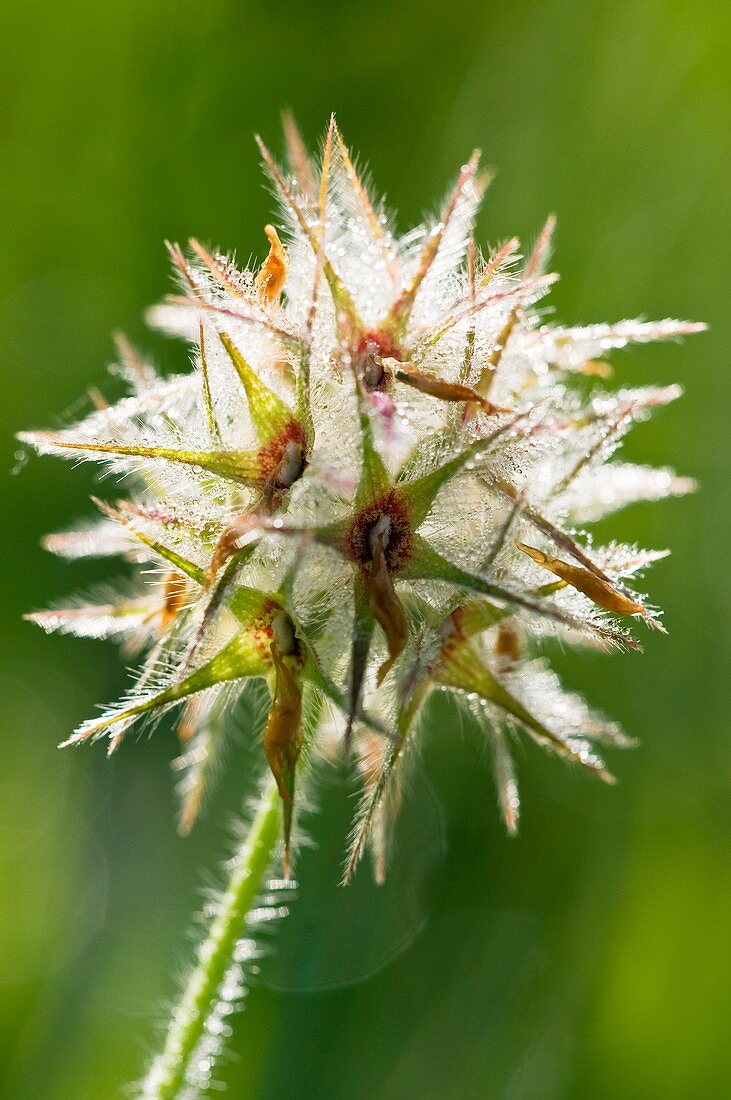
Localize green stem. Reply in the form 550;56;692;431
142;781;281;1099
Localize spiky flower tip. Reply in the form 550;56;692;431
21;114;703;1095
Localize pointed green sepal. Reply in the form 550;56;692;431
95;500;207;586
198;323;223;445
450;598;507;638
401;536;520;603
40;437;263;487
64;628;273;747
219;332;295;444
341;677;430;885
25;598;155;639
300;652;391;741
398;418;522;528
402;537;636;650
433;638;614;779
97;501;272;629
296;342;316;452
383;151;484;338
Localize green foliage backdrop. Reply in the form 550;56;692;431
1;1;728;1096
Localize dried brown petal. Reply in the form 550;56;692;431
384;358;505;415
494;620;523;667
206;513;258;583
517;542;647;618
366;524;410;686
254;224;289;303
263;639;303;877
158;570;189;633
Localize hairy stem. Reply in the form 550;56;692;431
142;781;281;1098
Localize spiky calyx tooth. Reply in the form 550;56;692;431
383;150;484;337
433;626;614;779
21;432;264;488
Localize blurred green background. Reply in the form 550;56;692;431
1;1;729;1097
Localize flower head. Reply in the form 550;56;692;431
21;116;703;879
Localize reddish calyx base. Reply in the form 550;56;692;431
258;420;307;506
346;488;413;575
351;331;403;392
250;601;277;662
251;604;303;667
258;420;307;483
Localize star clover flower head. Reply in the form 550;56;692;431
21;116;704;879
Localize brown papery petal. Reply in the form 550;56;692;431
158;570;189;633
254;224;289;303
206;510;266;584
517;542;647;617
385;359;505;414
263;641;303;878
367;534;410;686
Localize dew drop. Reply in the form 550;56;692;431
11;448;30;475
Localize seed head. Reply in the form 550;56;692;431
20;117;704;879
